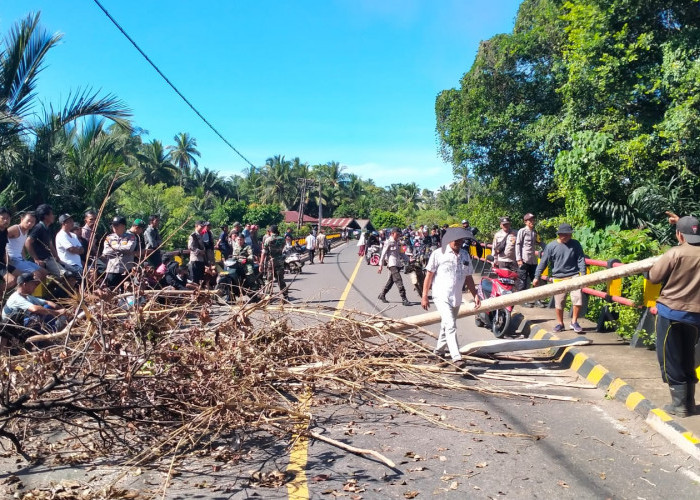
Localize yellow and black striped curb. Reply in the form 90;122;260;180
529;327;700;459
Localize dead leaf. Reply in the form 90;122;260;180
313;474;331;482
404;491;419;499
475;462;488;468
557;480;569;488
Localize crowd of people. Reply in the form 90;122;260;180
0;205;336;336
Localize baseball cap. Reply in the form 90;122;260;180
499;217;511;224
461;219;468;225
557;223;574;234
232;221;242;227
17;272;39;285
58;213;73;224
523;213;535;221
112;216;127;226
677;216;700;244
203;221;211;226
133;218;146;228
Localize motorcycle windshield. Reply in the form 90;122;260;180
480;278;493;297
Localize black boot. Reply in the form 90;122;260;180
687;383;697;416
402;297;411;306
664;384;689;417
378;293;389;303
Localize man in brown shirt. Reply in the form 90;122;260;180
648;214;700;417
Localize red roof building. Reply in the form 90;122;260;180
282;210;318;224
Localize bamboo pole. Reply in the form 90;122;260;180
396;256;660;329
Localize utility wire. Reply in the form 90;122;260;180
92;0;256;169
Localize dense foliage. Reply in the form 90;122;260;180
436;0;700;239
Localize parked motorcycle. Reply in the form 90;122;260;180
475;262;518;338
216;258;263;302
284;251;304;274
365;243;381;266
403;253;426;297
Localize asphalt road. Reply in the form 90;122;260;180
3;241;700;499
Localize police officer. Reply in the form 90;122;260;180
260;224;288;299
378;227;410;306
492;216;517;271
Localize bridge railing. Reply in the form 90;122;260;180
465;241;660;348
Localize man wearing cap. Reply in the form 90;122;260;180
2;272;67;330
533;223;587;333
128;219;147;260
102;216;139;290
260;224;287;299
378;227;410;306
55;214;84;274
492;216;517;272
516;213;545;300
188;221;206;285
144;215;163;267
422;227;481;367
648;214;700;417
26;204;66;278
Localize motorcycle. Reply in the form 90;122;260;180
475;261;518;338
215;257;263;302
403;251;426;298
365;243;381;266
284;250;304;274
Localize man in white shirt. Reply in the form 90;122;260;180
421;227;481;367
305;232;317;264
55;214;84;274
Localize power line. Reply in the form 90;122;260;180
92;0;256;169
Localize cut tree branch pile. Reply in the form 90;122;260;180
0;285;584;483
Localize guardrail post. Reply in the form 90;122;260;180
630;307;655;349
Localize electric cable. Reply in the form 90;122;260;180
92;0;256;168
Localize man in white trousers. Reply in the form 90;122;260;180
421;227;481;368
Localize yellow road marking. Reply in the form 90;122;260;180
286;389;312;500
334;255;364;316
287;252;364;499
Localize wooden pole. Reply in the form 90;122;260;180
395;256;660;329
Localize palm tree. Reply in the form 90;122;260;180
1;13;132;207
0;12;61;148
138;139;178;185
261;155;294;209
167;132;200;187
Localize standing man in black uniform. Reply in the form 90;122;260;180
377;227;410;306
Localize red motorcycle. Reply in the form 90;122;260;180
475;265;518;338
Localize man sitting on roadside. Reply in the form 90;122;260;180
2;272;68;332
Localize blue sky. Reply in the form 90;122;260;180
2;0;522;191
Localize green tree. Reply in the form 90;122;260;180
168;132;200;187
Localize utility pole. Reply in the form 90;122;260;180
318;177;322;233
296;178;314;230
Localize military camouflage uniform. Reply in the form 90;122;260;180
263;234;287;298
232;242;254;276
